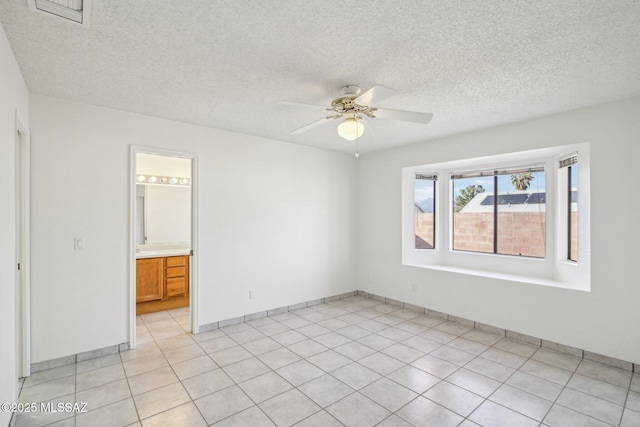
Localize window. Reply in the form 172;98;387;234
402;143;589;290
414;174;436;249
452;166;546;258
560;155;579;262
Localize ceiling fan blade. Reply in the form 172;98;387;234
361;116;375;139
290;115;341;135
372;108;433;124
354;85;397;106
279;101;331;111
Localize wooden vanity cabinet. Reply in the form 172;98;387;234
136;257;165;302
136;255;189;303
166;255;189;297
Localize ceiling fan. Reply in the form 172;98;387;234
281;85;433;145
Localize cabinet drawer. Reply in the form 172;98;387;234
167;266;186;278
167;277;186;297
166;256;186;267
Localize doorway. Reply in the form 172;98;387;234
129;146;199;349
15;116;30;379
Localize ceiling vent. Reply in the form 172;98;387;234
27;0;91;27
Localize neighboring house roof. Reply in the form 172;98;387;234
460;190;577;213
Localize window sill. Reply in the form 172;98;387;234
404;262;589;292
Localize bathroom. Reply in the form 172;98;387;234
135;153;192;315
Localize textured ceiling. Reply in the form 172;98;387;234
2;0;640;154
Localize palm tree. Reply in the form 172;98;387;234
511;173;535;191
455;185;484;211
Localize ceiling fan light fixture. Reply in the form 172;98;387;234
337;117;364;141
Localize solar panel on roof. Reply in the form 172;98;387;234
526;192;546;204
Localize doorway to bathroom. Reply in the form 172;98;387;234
130;146;199;349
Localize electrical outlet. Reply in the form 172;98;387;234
249;289;255;300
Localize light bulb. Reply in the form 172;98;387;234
148;176;157;183
337;117;364;141
160;177;167;183
169;178;178;184
137;175;146;182
180;178;189;185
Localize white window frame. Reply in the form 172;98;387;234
402;143;590;291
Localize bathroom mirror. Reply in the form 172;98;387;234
136;184;191;245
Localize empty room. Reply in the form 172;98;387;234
1;1;639;426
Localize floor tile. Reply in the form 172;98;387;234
434;321;473;336
133;382;191;419
336;325;370;341
312;332;352;349
224;357;271;383
212;406;275;426
424;380;484;417
567;373;628;406
239;371;293;403
431;345;476;366
14;393;76;427
276;360;325;386
543;404;611;427
19;376;76;403
378;327;414;342
489;384;553;421
209;345;253;367
128;366;178;396
292;410;343;426
411;354;459;379
259;389;321;426
411;315;446;329
387;365;440;394
76;398;139;427
182;368;234;399
447;338;490;355
242;337;283;356
258;347;302;370
122;354;168;377
358;319;391;333
358;352;405;375
532;348;581;372
576;359;632;388
287;339;328;358
226;327;266;344
76;378;131;411
556;388;623;425
381;343;425;364
621;408;640;427
396;395;464;427
493;338;538;358
295;324;331;338
356;334;396;351
162;343;205;364
171;354;218;380
76;353;122;374
505;371;563;401
375;414;414;427
470;400;538;427
360;377;418;412
518;359;573;385
480;347;527;369
326;392;390;426
402;335;441;353
197;335;238;354
306;350;352;372
333;341;377;360
331;362;381;390
195;386;254;425
627;390;640;411
298;374;354;407
445;368;501;398
419;329;458;344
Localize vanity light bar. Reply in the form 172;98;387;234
136;175;190;186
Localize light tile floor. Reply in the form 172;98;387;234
14;297;640;426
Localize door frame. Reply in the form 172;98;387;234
129;145;200;349
15;112;31;378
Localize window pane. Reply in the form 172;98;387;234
415;178;435;249
569;165;578;261
452;176;494;254
496;171;546;258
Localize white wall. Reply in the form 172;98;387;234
29;95;357;363
357;96;640;364
0;24;30;427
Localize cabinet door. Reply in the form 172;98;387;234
165;255;189;297
136;258;164;302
